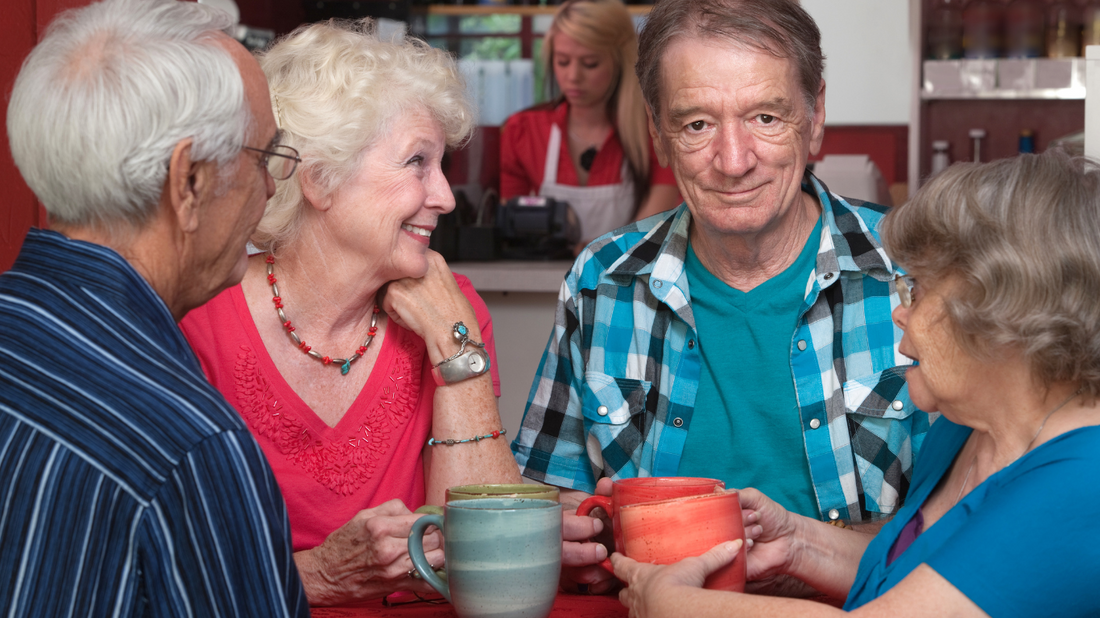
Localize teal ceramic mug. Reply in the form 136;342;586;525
408;498;562;618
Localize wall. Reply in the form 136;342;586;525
475;291;557;440
802;0;911;126
0;0;84;270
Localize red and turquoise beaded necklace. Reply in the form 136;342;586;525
265;253;379;376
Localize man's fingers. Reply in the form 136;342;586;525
561;564;618;594
562;539;608;567
562;512;603;542
586;574;620;595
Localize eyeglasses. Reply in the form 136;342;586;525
895;275;919;308
243;144;301;180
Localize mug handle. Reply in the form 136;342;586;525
408;514;450;602
575;495;611;518
575;495;614;573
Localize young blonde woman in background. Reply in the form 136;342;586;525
500;0;680;246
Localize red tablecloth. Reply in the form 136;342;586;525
310;592;628;618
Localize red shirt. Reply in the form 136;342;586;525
179;275;500;552
499;100;676;198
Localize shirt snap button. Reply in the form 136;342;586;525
824;272;834;280
597;405;609;417
672;417;684;428
828;509;840;520
809;418;821;429
688;340;695;349
653;280;663;288
797;340;807;351
892;400;904;411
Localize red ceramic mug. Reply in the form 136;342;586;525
575;476;724;571
618;491;746;592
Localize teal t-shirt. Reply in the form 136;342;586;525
676;219;822;518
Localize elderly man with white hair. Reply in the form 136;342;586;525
0;0;308;614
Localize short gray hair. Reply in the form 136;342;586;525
252;20;474;251
882;151;1100;397
636;0;824;122
6;0;250;233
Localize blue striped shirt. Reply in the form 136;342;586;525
512;174;931;523
0;229;309;616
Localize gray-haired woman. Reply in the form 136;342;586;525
613;150;1100;617
180;20;521;606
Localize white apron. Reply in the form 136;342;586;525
539;124;636;241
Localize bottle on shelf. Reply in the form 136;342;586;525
1046;0;1081;58
963;0;1004;59
970;128;987;163
928;0;965;59
1019;129;1036;153
931;140;951;175
1005;0;1045;57
1083;0;1100;53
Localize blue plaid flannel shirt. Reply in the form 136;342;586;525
512;173;931;523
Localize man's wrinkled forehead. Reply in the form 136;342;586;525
655;32;794;112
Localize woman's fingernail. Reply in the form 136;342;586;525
728;539;744;551
595;544;608;560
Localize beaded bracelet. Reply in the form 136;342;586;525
427;428;507;447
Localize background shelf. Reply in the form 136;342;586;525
922;58;1085;100
416;4;651;17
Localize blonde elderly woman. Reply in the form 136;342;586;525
612;150;1100;617
180;20;521;606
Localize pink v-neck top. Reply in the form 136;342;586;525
179;274;500;552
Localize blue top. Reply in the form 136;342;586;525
677;220;821;518
0;229;308;617
512;172;926;523
846;417;1100;616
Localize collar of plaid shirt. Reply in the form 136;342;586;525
601;172;898;312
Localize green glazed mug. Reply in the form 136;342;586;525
409;498;562;618
415;483;560;517
447;483;559;503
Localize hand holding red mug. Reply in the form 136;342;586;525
575;477;726;573
614;490;746;592
559;478;615;594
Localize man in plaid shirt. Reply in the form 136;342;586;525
510;0;930;593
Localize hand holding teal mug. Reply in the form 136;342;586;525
408;498;562;618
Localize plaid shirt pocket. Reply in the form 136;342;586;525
581;372;652;479
842;366;917;515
